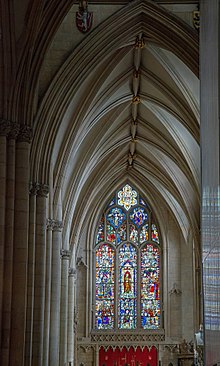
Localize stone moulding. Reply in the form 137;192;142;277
88;332;165;344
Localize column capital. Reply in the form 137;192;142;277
46;218;54;231
17;125;33;143
38;184;49;197
29;182;41;195
60;249;71;259
8;122;20;139
0;119;12;136
0;120;32;141
69;268;77;278
30;182;49;197
47;219;63;232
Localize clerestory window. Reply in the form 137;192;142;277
94;184;161;330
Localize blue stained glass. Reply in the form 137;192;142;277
119;244;137;329
96;244;114;329
130;207;148;227
140;197;147;206
96;300;114;329
96;216;104;244
119;298;136;329
107;207;126;228
117;224;126;244
119;243;137;262
141;244;160;329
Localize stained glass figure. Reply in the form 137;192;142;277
106;224;116;244
118;184;137;211
117;224;126;244
130;207;148;227
152;223;159;243
140;224;149;243
107;207;126;228
96;244;115;329
96;216;104;244
119;244;137;329
141;244;160;329
129;224;138;243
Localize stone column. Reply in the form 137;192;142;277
32;183;49;366
49;220;63;366
0;120;10;351
25;183;38;366
0;121;19;365
59;249;71;366
9;125;32;366
43;219;53;366
95;344;99;366
67;268;76;365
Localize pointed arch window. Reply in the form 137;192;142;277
95;184;161;331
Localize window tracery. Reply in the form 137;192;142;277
95;184;161;331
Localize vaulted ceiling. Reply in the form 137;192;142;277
27;1;199;250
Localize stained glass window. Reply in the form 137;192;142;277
95;184;161;330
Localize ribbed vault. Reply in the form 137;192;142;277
31;0;199;255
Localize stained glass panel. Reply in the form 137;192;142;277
141;244;160;329
129;224;138;243
130;207;148;227
107;207;126;228
96;244;115;329
152;223;159;243
108;197;115;207
96;216;104;244
140;197;147;207
119;244;137;329
106;224;116;244
118;184;137;211
140;224;149;243
117;224;127;244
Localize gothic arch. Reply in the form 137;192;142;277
29;2;199;253
31;0;198;184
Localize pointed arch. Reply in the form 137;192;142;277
31;0;198;186
94;183;161;331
